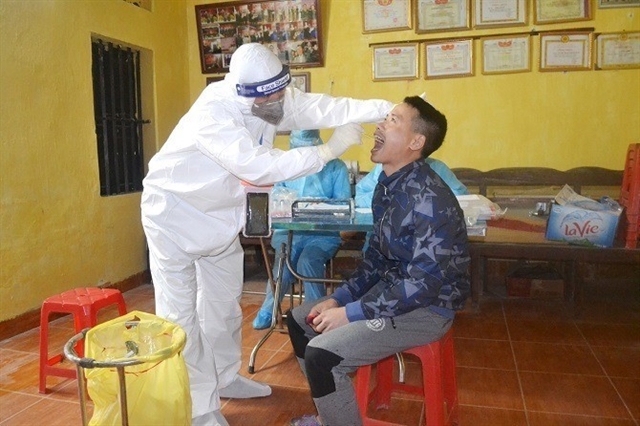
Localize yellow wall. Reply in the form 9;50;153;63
0;1;190;322
1;0;638;322
188;0;640;172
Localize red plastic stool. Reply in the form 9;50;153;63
39;287;127;394
619;143;640;249
355;328;458;426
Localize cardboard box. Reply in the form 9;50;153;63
506;264;564;299
544;185;622;248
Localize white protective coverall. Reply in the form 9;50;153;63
140;43;393;422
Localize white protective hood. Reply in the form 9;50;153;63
228;43;283;86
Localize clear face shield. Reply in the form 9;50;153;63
235;65;290;125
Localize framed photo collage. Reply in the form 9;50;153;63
196;0;323;75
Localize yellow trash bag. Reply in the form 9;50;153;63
84;310;191;426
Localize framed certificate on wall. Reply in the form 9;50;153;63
474;0;528;28
482;35;531;74
362;0;412;33
596;32;640;69
416;0;471;33
534;0;592;24
540;32;593;71
372;43;420;81
424;39;474;79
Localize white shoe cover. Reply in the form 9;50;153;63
218;375;272;399
192;410;229;426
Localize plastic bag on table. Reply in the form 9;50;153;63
84;310;191;426
456;194;507;221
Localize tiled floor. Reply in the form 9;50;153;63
1;270;638;426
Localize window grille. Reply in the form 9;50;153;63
92;39;149;196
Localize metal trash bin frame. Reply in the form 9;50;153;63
64;328;144;426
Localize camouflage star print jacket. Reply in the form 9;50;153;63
331;160;471;321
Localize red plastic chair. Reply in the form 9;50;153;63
355;328;459;426
39;287;127;394
619;143;640;249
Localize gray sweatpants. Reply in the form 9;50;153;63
288;296;453;426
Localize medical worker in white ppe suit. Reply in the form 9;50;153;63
140;43;393;426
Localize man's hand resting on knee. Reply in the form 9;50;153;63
307;298;349;333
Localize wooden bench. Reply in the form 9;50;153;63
452;166;624;206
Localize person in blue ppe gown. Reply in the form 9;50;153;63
253;129;351;330
356;158;468;208
355;159;468;251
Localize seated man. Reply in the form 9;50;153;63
286;96;470;426
253;129;352;330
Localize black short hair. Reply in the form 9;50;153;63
403;96;447;158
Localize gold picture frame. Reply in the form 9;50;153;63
540;32;593;72
372;43;420;81
534;0;592;24
598;0;640;8
482;34;531;74
473;0;528;28
362;0;412;33
596;31;640;69
424;38;474;79
415;0;471;34
195;0;323;74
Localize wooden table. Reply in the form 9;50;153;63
468;209;640;312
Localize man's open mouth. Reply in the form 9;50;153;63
372;131;384;151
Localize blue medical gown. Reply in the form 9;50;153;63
261;159;351;312
355;158;468;208
355;158;468;251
